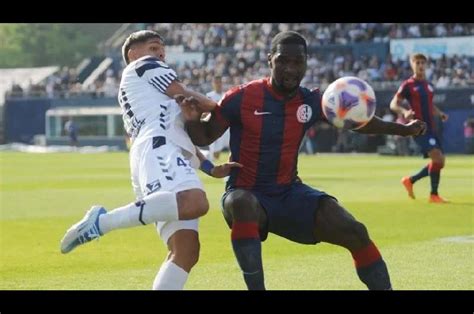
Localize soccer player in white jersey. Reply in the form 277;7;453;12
206;76;230;161
60;30;241;290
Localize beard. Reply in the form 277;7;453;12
274;76;300;94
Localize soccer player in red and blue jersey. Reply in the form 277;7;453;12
390;53;449;203
182;31;426;290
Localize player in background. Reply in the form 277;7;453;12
64;117;78;147
206;76;230;161
60;30;242;290
390;53;449;203
180;31;426;290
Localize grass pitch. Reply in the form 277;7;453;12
1;152;472;290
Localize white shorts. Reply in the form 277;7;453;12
130;136;204;244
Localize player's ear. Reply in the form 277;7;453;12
267;53;272;68
128;45;140;63
128;49;136;63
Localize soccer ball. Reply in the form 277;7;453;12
321;76;376;130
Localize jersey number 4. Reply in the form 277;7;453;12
176;157;188;167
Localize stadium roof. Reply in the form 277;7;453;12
0;66;59;106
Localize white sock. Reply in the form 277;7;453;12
99;191;178;234
152;260;189;290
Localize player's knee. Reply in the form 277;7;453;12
223;189;259;222
176;189;209;220
433;158;445;167
168;230;200;271
439;156;446;168
169;239;200;271
430;150;445;166
349;220;370;249
429;160;445;172
180;242;200;269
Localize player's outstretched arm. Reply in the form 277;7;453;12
196;147;243;178
176;96;228;146
356;115;426;137
166;81;218;112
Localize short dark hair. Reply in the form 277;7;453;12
122;30;164;65
270;31;307;54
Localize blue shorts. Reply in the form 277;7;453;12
414;133;442;158
221;182;335;245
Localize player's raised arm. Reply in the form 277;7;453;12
183;102;228;146
356;115;426;137
195;147;243;178
166;81;217;112
178;86;242;147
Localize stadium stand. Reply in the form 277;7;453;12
1;23;473;152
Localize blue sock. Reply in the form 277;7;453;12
429;171;440;195
410;165;429;183
428;162;443;195
231;222;265;290
352;241;392;290
356;259;392;290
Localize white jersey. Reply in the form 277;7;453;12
205;90;223;103
206;90;230;155
119;55;199;168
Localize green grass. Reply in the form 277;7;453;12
1;152;473;290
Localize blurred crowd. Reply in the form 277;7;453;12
148;23;474;93
175;50;474;95
7;23;474;98
8;67;121;98
6;23;474;155
145;23;473;49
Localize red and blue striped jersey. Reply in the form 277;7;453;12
215;77;324;194
396;77;436;133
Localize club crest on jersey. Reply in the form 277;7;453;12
296;104;312;123
145;179;162;195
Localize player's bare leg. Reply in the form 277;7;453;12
153;229;199;290
313;197;392;290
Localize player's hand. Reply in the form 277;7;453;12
403;109;415;120
440;112;449;122
405;119;426;136
211;162;243;178
200;112;211;122
175;95;202;121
